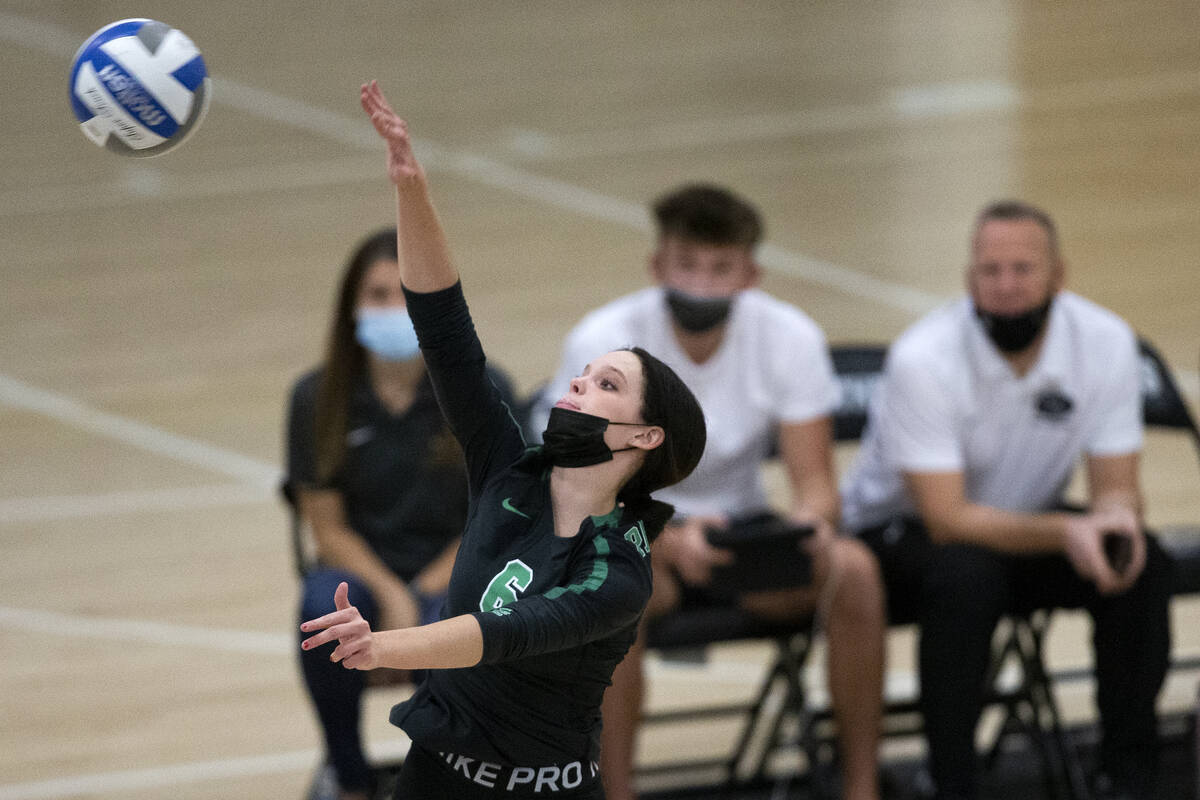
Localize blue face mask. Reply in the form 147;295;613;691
355;308;420;362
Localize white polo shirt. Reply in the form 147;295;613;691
535;286;840;518
840;290;1142;533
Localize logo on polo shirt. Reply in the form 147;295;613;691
1035;389;1074;420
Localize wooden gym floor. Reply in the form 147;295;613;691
1;2;1197;798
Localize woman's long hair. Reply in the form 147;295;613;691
313;228;398;483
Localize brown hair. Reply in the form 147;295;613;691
313;228;398;483
652;183;763;249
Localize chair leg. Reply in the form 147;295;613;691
980;614;1093;800
721;634;815;790
1017;618;1092;800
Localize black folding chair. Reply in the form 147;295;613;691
1136;339;1200;647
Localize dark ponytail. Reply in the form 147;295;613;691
617;347;706;535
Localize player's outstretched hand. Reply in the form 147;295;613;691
300;581;380;670
360;80;423;185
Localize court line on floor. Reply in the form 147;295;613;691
496;71;1200;161
0;484;270;523
0;373;280;489
0;742;402;800
0;155;385;218
0;605;292;656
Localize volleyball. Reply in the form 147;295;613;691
69;19;211;157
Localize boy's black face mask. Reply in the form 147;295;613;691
664;288;733;333
974;296;1053;353
542;407;642;468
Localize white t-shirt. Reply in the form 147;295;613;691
534;287;840;518
840;290;1142;533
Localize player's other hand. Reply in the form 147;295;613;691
301;581;381;670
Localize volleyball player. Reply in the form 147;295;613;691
300;80;707;800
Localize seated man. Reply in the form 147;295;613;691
534;184;886;800
841;200;1173;800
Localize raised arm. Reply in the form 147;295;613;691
361;81;525;479
360;80;457;293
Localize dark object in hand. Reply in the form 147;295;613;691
706;513;814;594
1102;531;1133;574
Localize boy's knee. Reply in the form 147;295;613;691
834;538;883;586
828;539;885;620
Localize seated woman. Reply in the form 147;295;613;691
300;81;708;800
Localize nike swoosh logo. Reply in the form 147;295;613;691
501;497;531;519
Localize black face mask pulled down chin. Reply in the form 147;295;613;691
974;297;1054;353
665;289;733;333
542;407;640;468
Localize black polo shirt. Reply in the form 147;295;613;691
286;368;469;583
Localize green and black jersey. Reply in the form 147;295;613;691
391;282;666;774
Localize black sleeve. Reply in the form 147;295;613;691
485;363;519;415
403;282;526;496
285;370;322;491
471;531;653;663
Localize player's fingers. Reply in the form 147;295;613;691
361;81;383;114
300;607;357;634
300;628;337;651
334;581;350;611
368;111;405;143
374;82;397;114
367;109;391;135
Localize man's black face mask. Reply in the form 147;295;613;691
974;296;1054;353
664;288;733;333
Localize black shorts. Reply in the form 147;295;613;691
393;744;605;800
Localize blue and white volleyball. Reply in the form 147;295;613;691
69;19;210;157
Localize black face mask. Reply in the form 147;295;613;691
974;297;1054;353
542;407;643;468
664;288;734;333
